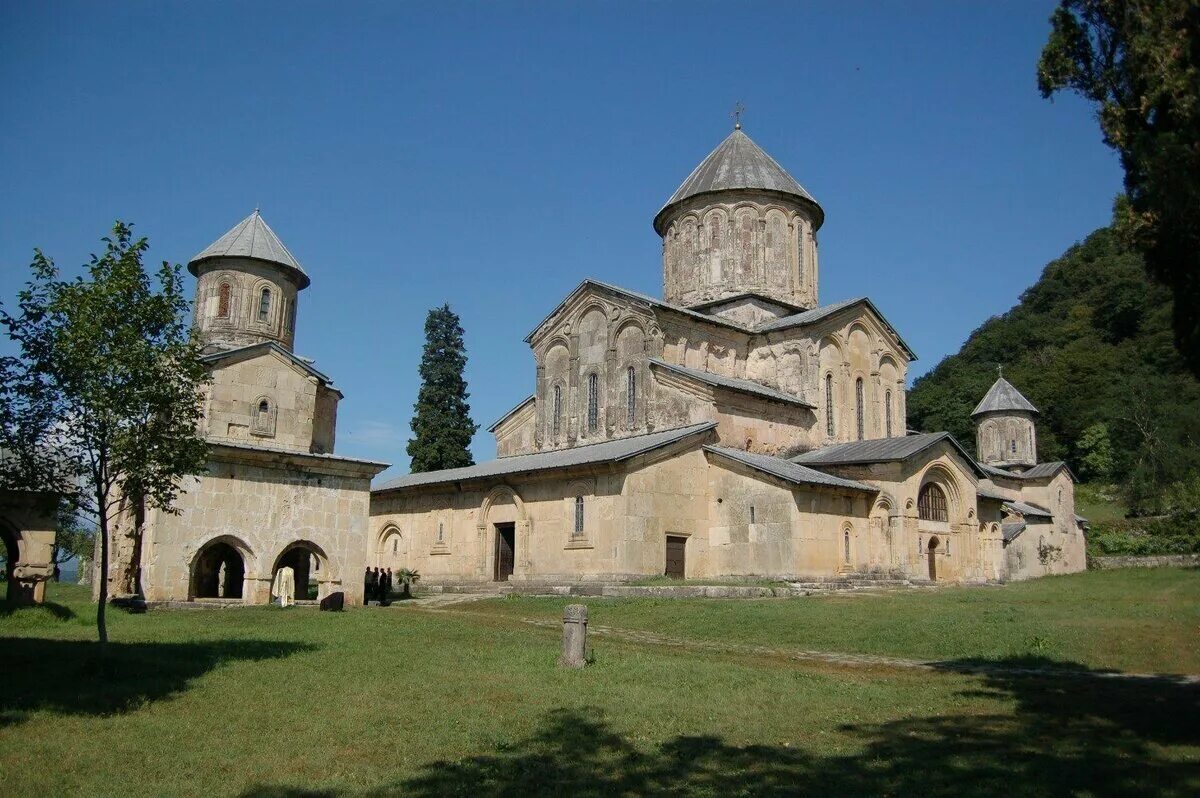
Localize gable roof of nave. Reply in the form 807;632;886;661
650;359;815;409
704;445;875;493
200;341;340;394
756;296;916;360
792;431;988;480
524;280;915;361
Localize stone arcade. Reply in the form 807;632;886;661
369;124;1086;586
97;211;388;606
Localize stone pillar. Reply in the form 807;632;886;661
557;604;588;668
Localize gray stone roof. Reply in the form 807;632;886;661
791;431;987;478
213;439;389;468
971;377;1038;417
655;128;821;233
976;460;1076;483
976;483;1011;502
374;422;717;492
754;296;917;359
200;341;333;387
1002;521;1027;542
1003;499;1053;520
704;446;876;493
189;210;311;289
487;395;536;432
650;359;815;408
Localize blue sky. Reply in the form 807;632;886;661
0;1;1121;480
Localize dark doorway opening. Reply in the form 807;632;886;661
494;523;515;582
275;545;321;600
665;535;687;579
192;541;246;599
927;536;939;582
2;522;19;603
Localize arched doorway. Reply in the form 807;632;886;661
1;521;19;603
273;541;327;601
191;538;249;599
927;536;940;581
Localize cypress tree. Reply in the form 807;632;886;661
407;304;478;472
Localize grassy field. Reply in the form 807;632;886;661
1;570;1197;796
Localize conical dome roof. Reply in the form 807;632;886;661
188;210;310;289
654;127;822;234
971;377;1039;417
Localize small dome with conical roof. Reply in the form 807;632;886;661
971;377;1039;417
189;209;309;290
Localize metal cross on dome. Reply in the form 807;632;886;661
731;102;744;130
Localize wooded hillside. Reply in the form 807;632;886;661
907;226;1200;513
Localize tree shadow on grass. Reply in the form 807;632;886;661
0;599;77;620
242;658;1199;797
0;637;317;727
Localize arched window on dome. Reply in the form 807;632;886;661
258;287;271;322
918;483;948;523
217;283;231;319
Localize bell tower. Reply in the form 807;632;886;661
188;210;310;354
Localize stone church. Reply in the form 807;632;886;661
370;124;1086;586
98;210;388;606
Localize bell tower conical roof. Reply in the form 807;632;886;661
188;209;310;289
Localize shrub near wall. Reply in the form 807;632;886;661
1087;511;1200;557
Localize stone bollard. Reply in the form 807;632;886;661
557;604;588;668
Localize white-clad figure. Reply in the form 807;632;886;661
272;566;295;608
217;561;227;597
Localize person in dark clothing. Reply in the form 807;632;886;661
379;568;390;605
385;568;394;602
366;567;378;604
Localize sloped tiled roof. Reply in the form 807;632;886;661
753;296;916;359
791;431;987;478
200;341;332;385
704;445;876;492
1003;499;1053;520
374;422;716;492
189;210;310;289
655;128;821;233
971;377;1038;416
650;359;815;408
1002;521;1027;542
487;395;536;432
1020;461;1075;481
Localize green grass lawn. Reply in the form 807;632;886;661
1;571;1197;797
471;568;1200;674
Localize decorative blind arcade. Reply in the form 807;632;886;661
918;484;948;523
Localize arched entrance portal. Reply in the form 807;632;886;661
273;541;327;601
927;536;940;582
191;538;249;599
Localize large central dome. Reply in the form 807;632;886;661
656;126;824;314
654;128;822;234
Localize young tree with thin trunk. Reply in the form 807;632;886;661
407;304;478;473
0;222;209;644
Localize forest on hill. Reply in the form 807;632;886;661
907;225;1200;516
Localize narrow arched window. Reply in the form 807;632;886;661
574;495;584;537
552;384;562;437
258;287;271;322
258;399;269;415
1028;426;1034;455
392;539;398;554
885;390;893;437
1010;438;1017;454
437;523;444;543
626;366;636;427
843;528;851;563
825;374;835;437
855;378;865;441
587;372;599;434
918;484;948;523
252;397;274;436
749;505;756;524
217;283;231;318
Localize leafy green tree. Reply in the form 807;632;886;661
0;222;209;644
51;502;95;580
396;567;420;599
407;304;478;473
1038;0;1200;375
908;225;1200;512
1076;422;1115;482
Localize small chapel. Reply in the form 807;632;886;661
369;124;1087;586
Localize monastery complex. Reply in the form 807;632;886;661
5;123;1087;606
